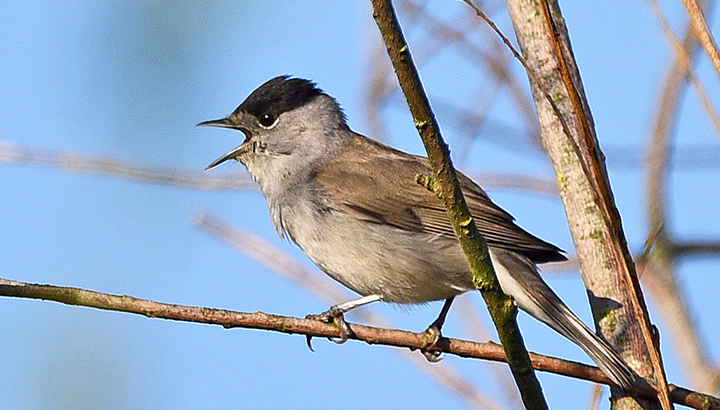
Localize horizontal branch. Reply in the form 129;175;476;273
673;240;720;257
0;140;254;191
0;139;564;196
0;278;716;409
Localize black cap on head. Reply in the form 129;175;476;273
237;76;323;120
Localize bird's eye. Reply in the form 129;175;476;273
259;113;276;127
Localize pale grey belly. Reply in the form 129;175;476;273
287;213;475;304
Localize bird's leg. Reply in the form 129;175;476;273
305;294;382;349
421;297;454;362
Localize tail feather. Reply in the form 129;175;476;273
543;302;638;389
489;249;639;389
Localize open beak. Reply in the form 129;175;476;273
204;144;246;170
197;116;250;170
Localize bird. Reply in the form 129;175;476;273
198;75;638;389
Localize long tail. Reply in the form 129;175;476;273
489;249;639;390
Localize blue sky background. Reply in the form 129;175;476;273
1;1;719;409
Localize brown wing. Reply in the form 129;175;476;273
315;134;565;263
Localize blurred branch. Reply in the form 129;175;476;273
398;0;539;134
605;145;720;169
468;172;558;196
365;0;543;164
0;140;255;190
644;0;720;394
647;0;720;138
640;259;720;395
370;1;549;408
674;240;720;257
589;384;605;410
0;277;716;409
0;139;566;197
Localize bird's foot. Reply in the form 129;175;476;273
305;307;352;351
419;323;445;362
417;297;453;362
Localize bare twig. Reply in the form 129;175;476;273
647;0;720;138
398;1;539;134
0;277;717;409
681;0;720;79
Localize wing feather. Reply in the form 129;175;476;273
315;135;565;263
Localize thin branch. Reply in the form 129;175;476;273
1;139;563;198
588;384;605;410
370;1;548;408
674;240;720;257
398;0;540;134
647;0;720;139
467;172;558;196
639;259;720;395
0;278;716;409
460;0;577;148
605;144;720;169
453;295;521;408
681;0;720;79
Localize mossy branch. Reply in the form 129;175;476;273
370;1;548;408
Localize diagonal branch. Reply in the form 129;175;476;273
681;0;720;79
537;1;671;407
370;1;547;408
504;0;670;408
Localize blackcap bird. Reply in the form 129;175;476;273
199;76;637;389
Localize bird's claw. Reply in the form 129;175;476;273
305;308;352;350
419;324;445;362
422;349;444;362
